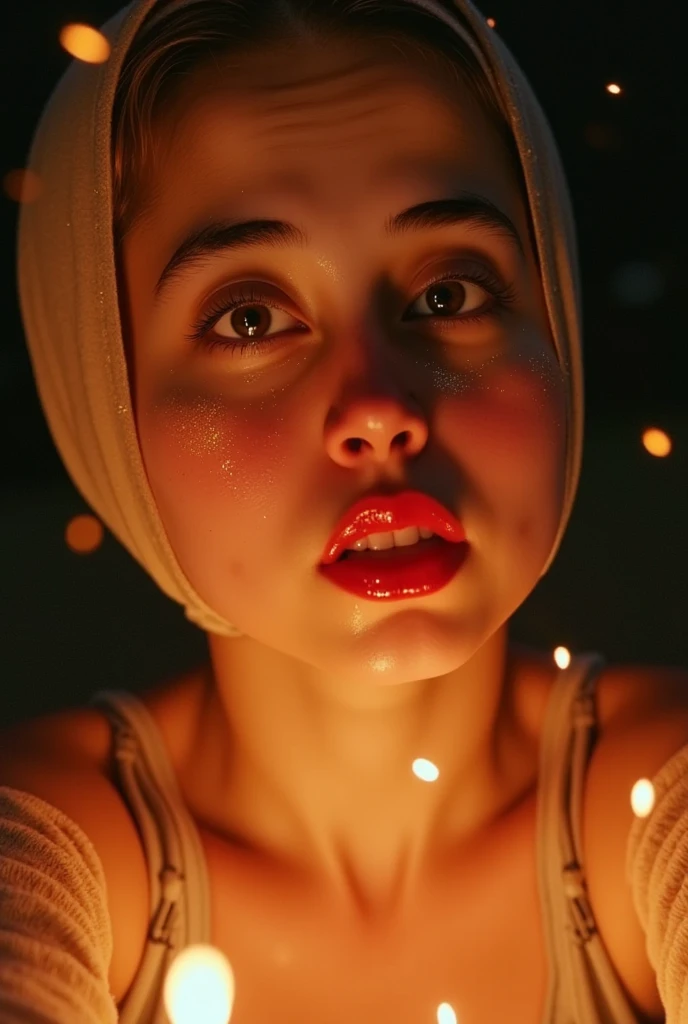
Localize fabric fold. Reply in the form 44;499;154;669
0;786;117;1024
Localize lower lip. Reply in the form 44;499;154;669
318;537;470;601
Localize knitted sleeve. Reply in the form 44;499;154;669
0;786;118;1023
626;744;688;1024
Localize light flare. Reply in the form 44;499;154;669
164;945;235;1024
59;23;110;63
642;427;672;457
413;758;440;782
631;778;655;818
554;647;571;670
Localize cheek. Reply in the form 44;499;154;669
468;357;564;462
433;346;567;518
137;386;294;545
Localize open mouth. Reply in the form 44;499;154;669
337;536;442;562
320;537;469;601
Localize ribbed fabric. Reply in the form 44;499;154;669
0;788;117;1024
627;741;688;1024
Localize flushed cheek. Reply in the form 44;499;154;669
137;387;293;552
465;361;563;458
435;350;567;520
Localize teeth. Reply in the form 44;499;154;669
347;526;434;552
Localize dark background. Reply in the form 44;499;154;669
2;0;686;728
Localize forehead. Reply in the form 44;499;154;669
149;33;521;225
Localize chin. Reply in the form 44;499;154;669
337;607;496;687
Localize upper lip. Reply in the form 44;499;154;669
320;489;466;565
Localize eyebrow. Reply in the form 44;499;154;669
153;191;525;304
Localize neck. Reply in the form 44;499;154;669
189;627;535;920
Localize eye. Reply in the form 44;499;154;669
405;275;494;322
185;265;517;356
185;283;305;355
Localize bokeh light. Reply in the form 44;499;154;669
3;168;43;204
59;23;110;64
642;428;672;457
630;778;655;818
554;647;571;670
65;514;104;554
413;758;440;782
437;1003;458;1024
163;945;235;1024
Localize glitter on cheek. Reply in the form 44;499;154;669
406;333;567;487
148;385;292;520
144;388;249;499
427;350;501;398
368;652;398;675
160;390;229;456
412;332;566;424
523;351;568;431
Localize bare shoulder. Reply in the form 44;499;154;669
0;706;150;1007
584;662;688;1023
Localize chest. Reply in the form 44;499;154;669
199;797;549;1024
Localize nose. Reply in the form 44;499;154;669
324;393;429;468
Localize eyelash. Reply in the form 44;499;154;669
184;266;518;357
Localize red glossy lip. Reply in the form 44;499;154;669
319;490;466;566
318;535;469;602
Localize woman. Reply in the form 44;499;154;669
3;0;687;1022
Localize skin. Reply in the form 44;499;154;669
119;31;568;920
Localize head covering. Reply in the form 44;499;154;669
17;0;584;637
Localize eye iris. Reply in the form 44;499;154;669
231;305;267;338
427;282;465;316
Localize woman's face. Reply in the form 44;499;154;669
120;32;567;687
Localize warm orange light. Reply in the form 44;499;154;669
486;17;496;28
630;778;655;818
606;83;622;95
553;647;571;670
59;23;111;64
164;945;235;1024
412;758;440;782
65;515;104;554
3;169;43;204
642;427;672;458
